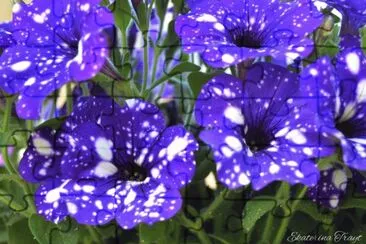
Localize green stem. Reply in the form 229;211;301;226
150;50;160;86
201;188;228;222
156;83;166;100
176;212;211;244
66;83;73;115
261;183;290;243
207;234;231;244
140;31;149;95
81;82;90;96
1;146;36;213
87;226;103;244
143;74;174;98
1;95;15;133
273;186;308;244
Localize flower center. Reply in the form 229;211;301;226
336;120;360;138
121;163;148;182
227;27;262;48
244;127;274;152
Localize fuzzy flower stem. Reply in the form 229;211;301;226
176;211;211;244
273;186;308;244
201;189;229;222
261;183;290;242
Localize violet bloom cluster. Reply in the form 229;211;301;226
175;0;323;68
302;36;366;208
194;63;328;190
19;96;198;228
0;0;114;119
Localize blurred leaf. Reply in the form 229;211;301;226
135;2;148;31
34;117;66;131
156;0;169;23
288;212;318;234
296;201;333;224
341;197;366;210
29;215;79;244
172;0;185;13
188;72;218;98
8;218;37;244
158;21;180;50
139;220;178;243
113;0;132;32
242;198;276;233
169;62;201;76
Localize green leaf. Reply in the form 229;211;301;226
113;0;132;32
139;220;177;243
169;62;201;76
172;0;185;13
288;212;318;234
242;198;276;233
341;197;366;210
296;201;333;224
8;218;37;244
0;174;25;188
135;2;148;31
145;62;201;96
29;215;79;244
188;72;219;98
34;117;66;131
155;0;169;23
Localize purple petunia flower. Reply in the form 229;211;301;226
175;0;323;68
307;164;348;208
322;0;366;35
302;37;366;170
0;23;14;48
19;96;198;228
0;0;114;119
195;63;326;190
308;164;366;208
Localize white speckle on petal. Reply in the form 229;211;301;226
24;77;36;86
166;137;189;161
196;14;218;22
225;136;242;151
224;106;244;124
151;168;160;179
94;162;118;178
238;173;250;185
33;137;54;156
124;190;137;206
285;129;307;145
346;52;360;75
332;170;347;190
11;61;31;72
95;137;113;161
329;195;339;208
66;202;78;215
269;164;280;174
214;23;225;31
222;54;235;64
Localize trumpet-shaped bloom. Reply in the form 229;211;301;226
19;96;198;228
195;63;326;190
175;0;322;68
0;0;114;119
